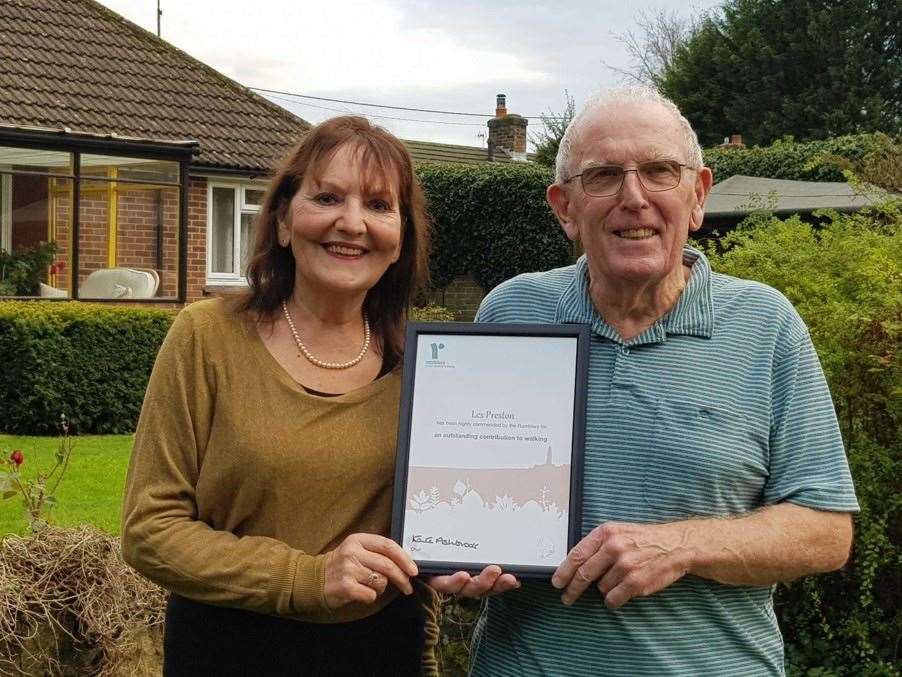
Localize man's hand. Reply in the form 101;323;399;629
551;505;853;609
429;565;520;598
552;521;695;609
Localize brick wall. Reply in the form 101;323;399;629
429;275;485;321
49;183;72;293
43;176;208;303
114;186;179;298
77;192;108;286
73;185;181;297
186;176;207;302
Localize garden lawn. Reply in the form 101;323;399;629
0;434;132;536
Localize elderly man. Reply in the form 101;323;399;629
431;87;858;676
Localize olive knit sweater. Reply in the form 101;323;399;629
121;299;439;667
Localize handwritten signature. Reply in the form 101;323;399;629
412;534;479;550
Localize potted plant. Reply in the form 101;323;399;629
0;241;58;296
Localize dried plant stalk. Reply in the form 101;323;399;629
0;526;165;676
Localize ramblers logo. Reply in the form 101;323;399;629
424;341;454;369
430;342;445;360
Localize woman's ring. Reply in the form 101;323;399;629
367;571;380;587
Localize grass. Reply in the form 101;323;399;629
0;434;133;536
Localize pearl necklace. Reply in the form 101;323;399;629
281;300;370;370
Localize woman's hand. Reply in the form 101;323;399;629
428;565;520;598
323;533;418;609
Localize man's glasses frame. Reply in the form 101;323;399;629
564;160;692;197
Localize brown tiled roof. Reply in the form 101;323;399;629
403;139;513;165
0;0;310;172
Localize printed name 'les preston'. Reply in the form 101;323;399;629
471;410;516;420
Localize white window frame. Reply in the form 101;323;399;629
205;179;266;285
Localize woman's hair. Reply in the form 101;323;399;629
234;116;431;364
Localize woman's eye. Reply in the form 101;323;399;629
313;193;338;205
369;199;392;212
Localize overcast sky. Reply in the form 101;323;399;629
97;0;722;150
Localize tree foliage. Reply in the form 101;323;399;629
660;0;902;147
702;133;898;184
700;200;901;675
530;92;576;169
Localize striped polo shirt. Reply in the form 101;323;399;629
470;247;858;677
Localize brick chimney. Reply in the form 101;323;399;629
487;93;528;162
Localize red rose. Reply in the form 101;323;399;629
9;449;24;466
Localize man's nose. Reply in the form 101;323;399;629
618;169;649;209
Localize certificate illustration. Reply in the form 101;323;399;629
391;323;588;576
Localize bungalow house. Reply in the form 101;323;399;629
0;0;526;304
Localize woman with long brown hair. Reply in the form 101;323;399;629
122;116;437;675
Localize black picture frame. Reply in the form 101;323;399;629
391;322;589;578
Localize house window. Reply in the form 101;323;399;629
0;147;74;297
208;183;264;283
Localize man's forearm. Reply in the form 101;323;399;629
686;503;853;586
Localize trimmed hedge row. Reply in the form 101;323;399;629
416;162;572;292
702;133;891;183
0;302;173;435
0;302;454;435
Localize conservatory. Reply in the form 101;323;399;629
0;126;195;302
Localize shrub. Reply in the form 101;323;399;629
701;200;901;675
416;163;572;292
703;133;894;184
409;304;456;322
0;301;456;434
0;302;174;434
0;242;58;296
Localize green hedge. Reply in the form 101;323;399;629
702;133;892;184
416;162;572;292
0;303;454;435
700;202;901;675
0;302;174;435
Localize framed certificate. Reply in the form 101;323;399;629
391;322;589;577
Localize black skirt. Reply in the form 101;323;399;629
163;592;426;677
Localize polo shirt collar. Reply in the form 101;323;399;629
555;245;714;343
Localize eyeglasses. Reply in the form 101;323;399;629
564;160;690;197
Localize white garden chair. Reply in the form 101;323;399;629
79;267;160;299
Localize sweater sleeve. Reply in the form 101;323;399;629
121;305;332;619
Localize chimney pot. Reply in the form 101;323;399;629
495;93;507;117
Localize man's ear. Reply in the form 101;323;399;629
547;183;579;241
689;167;714;233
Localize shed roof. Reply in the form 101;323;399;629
705;175;894;219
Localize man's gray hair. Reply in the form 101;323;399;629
554;86;704;184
